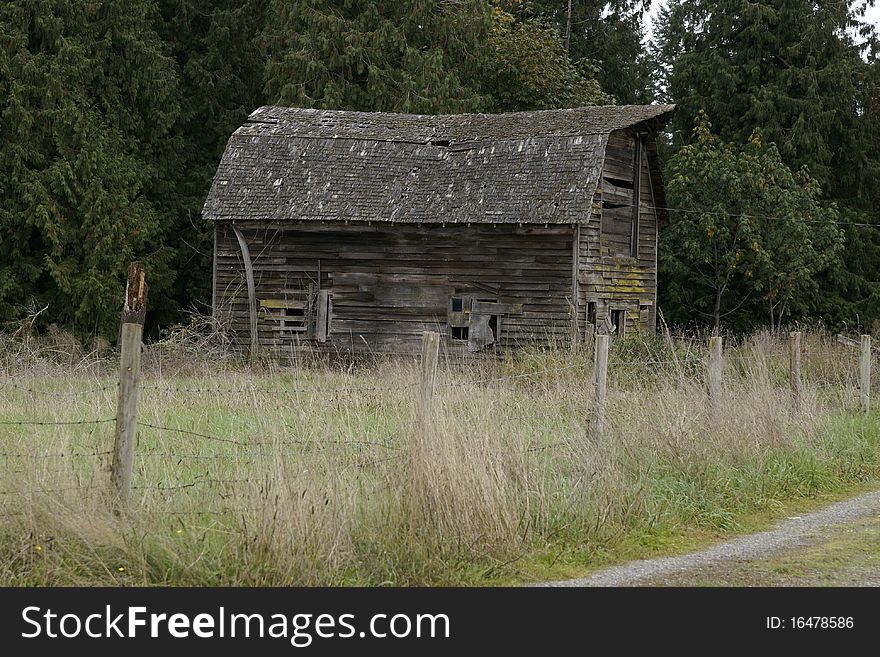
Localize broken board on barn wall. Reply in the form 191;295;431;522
447;296;524;352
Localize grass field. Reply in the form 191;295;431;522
1;328;879;585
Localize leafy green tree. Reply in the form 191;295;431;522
262;0;492;113
660;113;843;332
484;3;613;111
0;0;180;338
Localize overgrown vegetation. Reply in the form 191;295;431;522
2;329;879;585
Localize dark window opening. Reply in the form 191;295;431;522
281;305;308;332
603;176;634;189
449;295;504;348
430;139;451;147
610;309;626;338
586;302;597;333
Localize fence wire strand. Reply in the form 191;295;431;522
0;418;115;427
0;379;116;397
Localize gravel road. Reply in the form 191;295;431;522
539;489;880;587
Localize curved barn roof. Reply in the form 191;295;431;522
204;104;675;226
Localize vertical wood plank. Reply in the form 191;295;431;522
112;263;147;509
789;331;802;412
631;134;642;258
316;289;331;342
644;144;660;332
231;224;258;360
593;334;609;437
708;336;723;418
861;334;871;414
571;222;580;344
212;223;218;319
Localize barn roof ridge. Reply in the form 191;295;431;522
236;104;676;143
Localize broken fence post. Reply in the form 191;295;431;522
708;336;723;419
592;334;609;437
419;331;440;431
861;334;872;414
789;331;802;412
111;263;148;509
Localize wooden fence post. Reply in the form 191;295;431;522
592;334;609;437
789;331;802;412
111;263;148;508
708;336;723;418
419;331;440;431
860;334;871;414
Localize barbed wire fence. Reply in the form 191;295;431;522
0;266;875;517
0;328;872;513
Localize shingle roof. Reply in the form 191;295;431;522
204;104;675;225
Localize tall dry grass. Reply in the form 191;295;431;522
0;327;879;585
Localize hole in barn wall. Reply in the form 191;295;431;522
282;306;308;332
452;326;469;340
610;308;626;339
603;176;635;190
586;302;597;334
477;298;499;337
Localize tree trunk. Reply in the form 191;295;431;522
564;0;573;53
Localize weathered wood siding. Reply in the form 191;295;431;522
214;222;574;354
578;129;659;337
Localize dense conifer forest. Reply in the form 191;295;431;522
1;0;877;338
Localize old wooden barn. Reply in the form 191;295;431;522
205;104;675;355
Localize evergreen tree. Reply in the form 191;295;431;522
156;0;268;314
655;0;877;191
485;3;613;111
521;0;652;103
0;0;180;339
262;0;492;113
